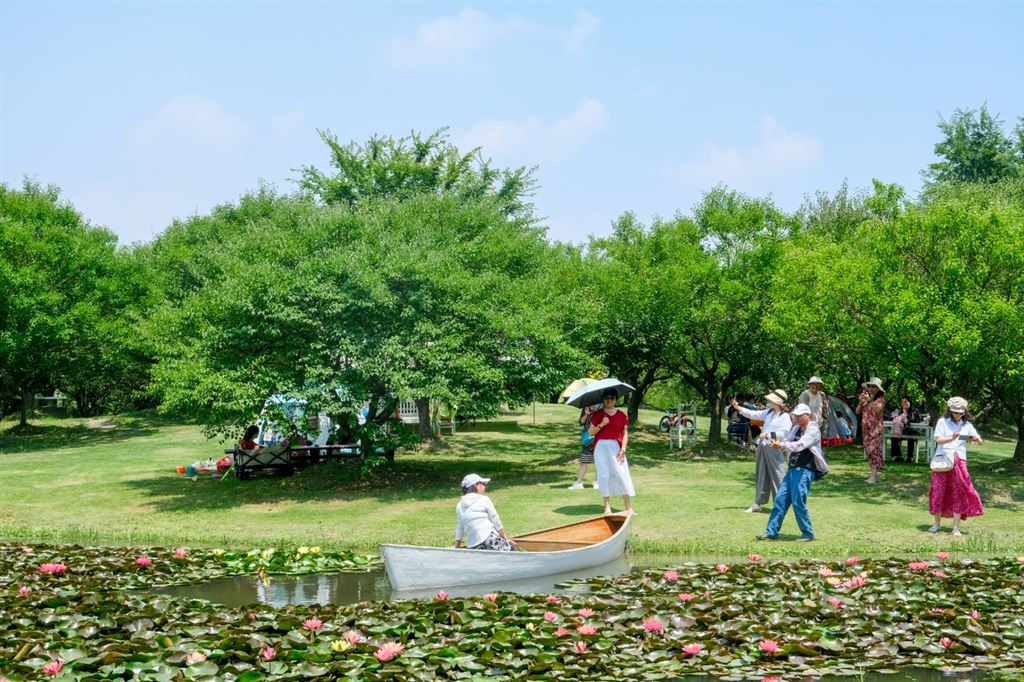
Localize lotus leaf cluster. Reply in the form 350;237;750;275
2;544;1024;680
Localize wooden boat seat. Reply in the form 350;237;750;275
515;539;595;552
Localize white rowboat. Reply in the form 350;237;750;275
381;514;631;591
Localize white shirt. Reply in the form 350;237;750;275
454;493;504;548
735;405;793;444
798;389;826;423
934;417;979;461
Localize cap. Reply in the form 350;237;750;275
765;389;788;405
461;473;491;489
946;396;968;414
791;403;812;416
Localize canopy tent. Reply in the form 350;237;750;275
822;393;858;447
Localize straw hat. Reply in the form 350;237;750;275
764;389;788;406
946;396;968;414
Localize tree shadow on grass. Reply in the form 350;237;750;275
0;417;162;455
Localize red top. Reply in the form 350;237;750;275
591;409;629;446
238;438;259;450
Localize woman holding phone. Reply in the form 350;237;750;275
928;396;984;536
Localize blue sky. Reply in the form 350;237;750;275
2;1;1022;246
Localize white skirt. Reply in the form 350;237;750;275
594;439;636;497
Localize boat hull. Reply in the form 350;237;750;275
381;514;631;591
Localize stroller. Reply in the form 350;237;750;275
727;406;751;446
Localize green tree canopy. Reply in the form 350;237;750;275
924;105;1024;189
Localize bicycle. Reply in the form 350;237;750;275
658;406;695;434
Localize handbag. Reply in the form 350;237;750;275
581;429;594;447
930;451;955;472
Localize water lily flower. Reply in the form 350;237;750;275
843;576;868;589
577;607;594;617
759;639;781;654
763;676;782;682
18;585;30;596
681;643;703;657
748;554;763;562
936;551;950;560
484;593;498;603
642;617;664;633
909;561;930;571
545;595;560;603
303;618;324;631
555;627;570;636
577;624;598;636
260;647;276;661
932;570;948;578
42;660;64;676
373;642;405;662
298;546;310;554
663;570;680;581
310;546;322;553
573;641;588;654
818;567;833;577
715;564;728;573
678;593;696;602
970;609;981;620
330;640;352;653
174;548;187;558
845;556;860;565
136;556;153;567
940;637;953;648
212;548;225;556
827;596;843;609
39;562;67;574
343;630;363;644
826;577;842;587
1017;556;1024;564
931;607;946;615
24;547;34;554
436;590;449;601
544;611;558;622
185;652;207;664
261;548;275;560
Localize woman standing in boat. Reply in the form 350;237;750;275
454;473;518;551
589;388;636;516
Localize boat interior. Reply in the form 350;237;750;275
511;514;628;552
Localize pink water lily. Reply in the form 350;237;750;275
303;618;324;631
436;590;449;601
935;551;950;560
577;607;594;617
940;637;953;648
39;562;67;575
843;576;868;589
818;566;833;577
931;607;946;615
555;627;569;637
484;593;498;603
24;547;34;554
663;570;680;581
260;647;276;661
136;556;153;567
759;639;781;654
373;642;405;662
185;652;206;664
748;553;763;563
678;592;696;602
826;576;842;587
827;596;843;609
970;609;981;620
42;660;64;676
909;561;930;571
642;617;664;633
573;640;588;654
544;611;558;622
577;624;598;636
845;556;860;565
763;677;782;682
681;643;703;657
18;585;31;596
714;564;728;573
174;548;188;558
932;570;948;578
344;629;363;644
545;595;560;603
1017;556;1024;564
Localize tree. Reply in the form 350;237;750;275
924;105;1024;189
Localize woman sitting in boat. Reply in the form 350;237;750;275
454;473;518;551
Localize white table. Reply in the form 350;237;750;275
882;421;935;463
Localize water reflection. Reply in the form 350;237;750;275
152;556;630;608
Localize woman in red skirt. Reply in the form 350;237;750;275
929;396;984;536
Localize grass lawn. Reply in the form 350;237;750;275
1;405;1022;560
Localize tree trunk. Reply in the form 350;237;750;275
20;388;32;427
626;391;643;424
704;380;723;443
415;399;433;439
1014;405;1024;466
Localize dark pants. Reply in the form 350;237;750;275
890;436;918;462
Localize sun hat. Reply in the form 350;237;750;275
807;376;824;386
862;378;885;392
791;403;812;417
946;396;968;414
461;473;491;489
764;389;788;405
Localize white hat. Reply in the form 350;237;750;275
461;473;491;489
946;396;968;414
764;389;788;405
862;377;885;392
791;403;812;416
807;376;824;385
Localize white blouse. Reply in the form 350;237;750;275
454;493;504;548
934;417;979;461
735;405;793;444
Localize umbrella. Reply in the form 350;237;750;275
559;378;595;402
564;377;636;408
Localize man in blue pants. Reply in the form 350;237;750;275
756;403;826;542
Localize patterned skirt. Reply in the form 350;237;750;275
580;437;595;464
470;531;515;551
929;458;984;519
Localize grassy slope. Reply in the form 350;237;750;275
1;405;1022;560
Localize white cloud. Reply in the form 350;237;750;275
71;180;205;245
561;10;600;57
270;103;307;143
459;98;608;165
128;95;248;149
385;7;522;68
666;117;824;187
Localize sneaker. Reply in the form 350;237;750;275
744;504;762;513
927;525;941;533
797;536;815;542
951;528;963;537
567;481;584;490
592;482;599;490
755;534;778;541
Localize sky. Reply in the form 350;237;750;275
2;1;1022;246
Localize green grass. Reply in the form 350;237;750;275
2;405;1022;560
